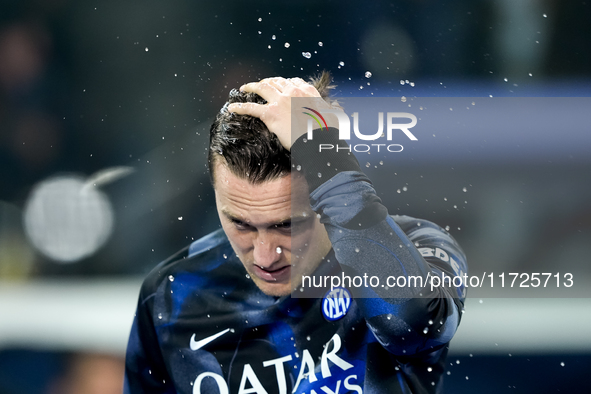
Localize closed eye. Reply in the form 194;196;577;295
230;218;252;230
273;221;291;230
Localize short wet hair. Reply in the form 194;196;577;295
208;72;334;185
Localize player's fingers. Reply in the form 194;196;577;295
276;77;315;93
260;80;288;95
288;77;321;97
227;102;267;119
260;77;290;90
239;79;281;100
289;77;308;86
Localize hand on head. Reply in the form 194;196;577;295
228;77;336;150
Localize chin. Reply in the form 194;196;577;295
255;280;293;297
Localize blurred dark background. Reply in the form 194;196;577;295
0;0;590;393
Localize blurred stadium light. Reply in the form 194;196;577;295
22;167;134;263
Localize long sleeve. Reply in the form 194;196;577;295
124;276;176;393
292;128;467;356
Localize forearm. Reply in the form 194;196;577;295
292;128;467;354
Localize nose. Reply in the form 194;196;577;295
253;232;281;268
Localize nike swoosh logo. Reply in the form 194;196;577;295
190;328;230;351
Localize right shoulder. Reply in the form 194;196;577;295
138;229;234;299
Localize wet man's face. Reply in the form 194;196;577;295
213;162;331;297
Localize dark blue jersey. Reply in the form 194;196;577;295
124;129;467;394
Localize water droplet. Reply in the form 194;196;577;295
402;186;408;192
223;254;227;259
427;367;433;372
410;82;415;87
157;313;163;319
354;248;360;253
246;274;251;279
560;362;565;367
428;320;433;325
479;299;483;304
276;247;282;254
284;42;290;48
401;96;407;103
145;47;149;52
365;162;370;167
462;187;467;192
318;41;323;47
445;225;450;231
302;52;311;59
543;13;547;18
178;216;183;220
365;71;372;78
168;275;175;282
339;61;345;66
306;336;311;341
296;165;301;171
258;17;262;22
456;360;461;364
317;172;322;177
423;327;429;334
397;189;401;194
379;161;383;165
400;80;405;85
272;35;276;40
326;162;331;166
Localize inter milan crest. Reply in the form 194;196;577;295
321;287;351;322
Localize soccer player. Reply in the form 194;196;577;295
124;73;467;394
